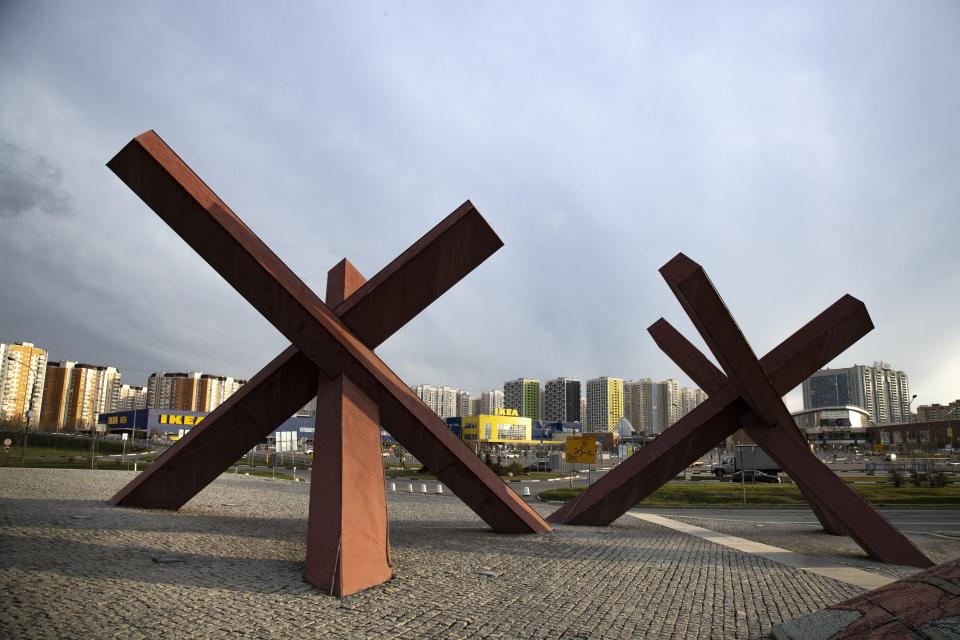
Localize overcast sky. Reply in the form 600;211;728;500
1;2;957;412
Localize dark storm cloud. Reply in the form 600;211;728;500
0;139;73;218
0;1;957;410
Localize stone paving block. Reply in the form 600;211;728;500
0;469;928;639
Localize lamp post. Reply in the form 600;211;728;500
908;394;918;422
5;355;36;467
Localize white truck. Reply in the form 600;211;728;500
712;445;781;477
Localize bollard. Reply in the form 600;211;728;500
523;486;531;497
390;482;397;492
435;484;443;494
420;483;428;494
133;461;137;472
406;483;414;493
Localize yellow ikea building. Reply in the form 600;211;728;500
457;408;535;444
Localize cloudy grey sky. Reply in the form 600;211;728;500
1;1;957;411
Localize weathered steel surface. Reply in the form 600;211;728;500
305;262;391;595
305;373;392;595
647;318;846;536
663;254;931;567
547;293;872;526
108;130;549;534
111;195;503;510
550;255;933;567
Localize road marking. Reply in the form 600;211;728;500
628;512;900;590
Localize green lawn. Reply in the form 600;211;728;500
539;481;960;507
9;458;154;471
385;467;438;480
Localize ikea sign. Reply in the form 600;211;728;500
159;414;206;426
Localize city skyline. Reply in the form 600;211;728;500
1;4;958;415
6;333;960;418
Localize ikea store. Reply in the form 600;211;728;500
97;408;315;446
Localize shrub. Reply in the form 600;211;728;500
929;471;950;488
889;469;905;487
507;462;525;476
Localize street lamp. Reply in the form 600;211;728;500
5;355;36;467
908;394;918;422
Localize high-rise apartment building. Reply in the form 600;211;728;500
0;342;48;428
39;361;121;432
504;378;541;420
622;378;704;434
916;400;960;422
585;377;624;432
802;362;910;424
147;372;245;412
480;389;504;415
457;390;475;417
654;379;681;433
679;387;708;419
196;375;244;412
114;384;148;411
467;397;480;417
623;379;652;434
413;384;438;415
438;387;459;419
412;384;460;419
543;378;582;422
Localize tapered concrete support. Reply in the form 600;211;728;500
305;374;391;596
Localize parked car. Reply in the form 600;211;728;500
523;461;552;472
730;469;781;483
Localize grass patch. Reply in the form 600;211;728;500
11;458;155;471
539;481;960;507
0;436;152;459
515;471;564;481
385;467;438;480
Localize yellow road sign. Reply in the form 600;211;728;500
566;436;597;464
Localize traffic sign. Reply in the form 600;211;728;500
566;436;597;464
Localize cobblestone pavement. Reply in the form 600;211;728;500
773;558;960;639
655;513;960;580
0;469;914;639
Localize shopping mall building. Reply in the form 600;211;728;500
97;408;315;447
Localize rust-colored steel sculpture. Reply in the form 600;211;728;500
549;253;932;568
109;196;502;512
107;130;549;592
304;260;392;595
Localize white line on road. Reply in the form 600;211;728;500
628;512;903;590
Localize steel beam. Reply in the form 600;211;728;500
647;318;846;536
111;196;503;510
547;295;872;527
108;130;549;534
305;260;392;595
662;253;931;567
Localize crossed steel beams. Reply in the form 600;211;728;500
549;254;932;568
107;131;550;592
